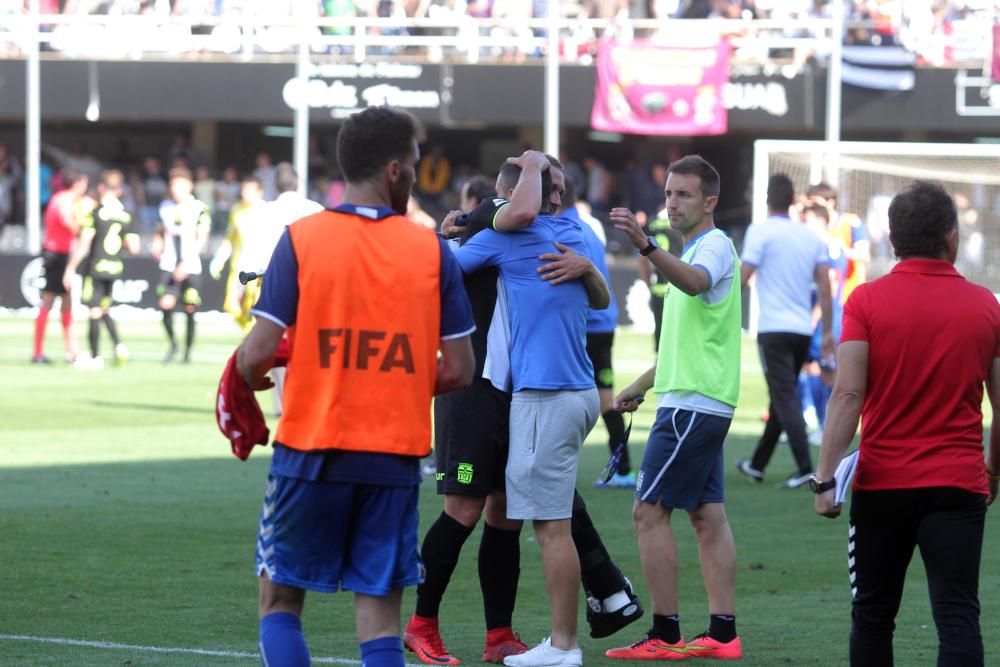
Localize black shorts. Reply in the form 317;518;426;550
434;378;511;497
81;276;115;309
42;250;69;295
586;332;615;389
157;271;202;306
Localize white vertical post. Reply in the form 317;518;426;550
543;0;559;157
752;141;770;227
293;8;310;197
824;5;844;186
26;0;41;254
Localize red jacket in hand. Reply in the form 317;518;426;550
216;338;290;460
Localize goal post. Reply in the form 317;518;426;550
752;139;1000;292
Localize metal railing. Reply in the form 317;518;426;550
2;13;992;68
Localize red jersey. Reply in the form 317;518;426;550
42;190;79;254
842;259;1000;495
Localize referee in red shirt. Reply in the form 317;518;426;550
813;180;1000;666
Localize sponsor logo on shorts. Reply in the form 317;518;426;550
457;462;474;484
636;471;645;491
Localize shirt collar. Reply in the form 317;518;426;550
682;227;717;255
560;206;582;223
332;203;398;220
890;258;961;277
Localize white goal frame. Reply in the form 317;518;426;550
747;139;1000;331
752;139;1000;227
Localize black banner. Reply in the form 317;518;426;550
2;58;994;133
2;251;648;326
1;253;226;310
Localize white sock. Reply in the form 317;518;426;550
602;590;631;613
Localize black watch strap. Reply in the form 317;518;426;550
810;475;836;494
639;237;657;256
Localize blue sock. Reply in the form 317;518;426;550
818;382;833;427
260;612;310;667
360;636;404;667
808;374;825;425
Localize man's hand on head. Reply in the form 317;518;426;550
439;210;464;239
506;150;550;173
538;241;591;285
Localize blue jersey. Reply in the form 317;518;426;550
563;206;618;333
253;203;475;486
453;214;595;392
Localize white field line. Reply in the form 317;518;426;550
0;633;421;665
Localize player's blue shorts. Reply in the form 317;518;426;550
635;407;732;511
255;473;423;596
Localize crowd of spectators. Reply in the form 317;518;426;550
1;0;995;65
0;133;682;258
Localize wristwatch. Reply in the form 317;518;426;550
639;236;658;256
808;475;836;494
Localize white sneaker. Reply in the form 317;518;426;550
73;355;104;370
803;406;820;432
114;343;129;365
503;638;582;667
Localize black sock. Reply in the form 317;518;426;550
651;614;681;644
414;512;475;619
479;523;521;630
88;318;100;358
184;311;196;355
571;490;625;599
162;309;176;346
602;410;629;474
102;313;120;346
708;614;737;642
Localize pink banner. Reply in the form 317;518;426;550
591;40;732;136
993;25;1000;83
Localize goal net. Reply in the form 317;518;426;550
752;140;1000;292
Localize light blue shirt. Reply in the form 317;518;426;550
741;214;830;336
453;215;595;392
563;206;618;333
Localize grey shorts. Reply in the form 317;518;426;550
506;388;600;520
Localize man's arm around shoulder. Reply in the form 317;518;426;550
493;150;549;232
436;336;474;394
537;241;610;309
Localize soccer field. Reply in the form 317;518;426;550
2;316;997;666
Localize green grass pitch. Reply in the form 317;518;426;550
1;316;997;665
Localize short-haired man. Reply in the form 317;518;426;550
608;155;744;660
63;169;139;368
806;182;870;303
814;180;1000;666
737;174;833;488
209;175;266;333
32;169;88;364
237;106;475;667
153;167;212;364
450;157;607;667
460;175;496;214
406;153;643;666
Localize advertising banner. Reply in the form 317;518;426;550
591;39;732;136
1;254;225;310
